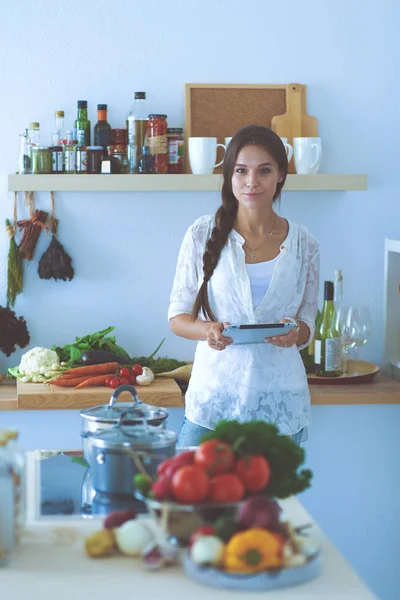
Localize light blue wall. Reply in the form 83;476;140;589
0;1;399;598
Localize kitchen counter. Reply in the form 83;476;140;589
0;451;377;600
1;373;400;410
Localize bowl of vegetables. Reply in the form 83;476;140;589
134;420;313;546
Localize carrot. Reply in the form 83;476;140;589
74;374;114;389
62;362;119;378
49;376;91;387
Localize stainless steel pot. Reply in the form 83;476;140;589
80;384;168;464
87;412;177;497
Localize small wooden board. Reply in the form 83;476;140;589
271;84;318;173
16;378;184;410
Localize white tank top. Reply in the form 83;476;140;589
245;255;280;308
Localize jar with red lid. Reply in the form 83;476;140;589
147;114;168;174
167;128;184;174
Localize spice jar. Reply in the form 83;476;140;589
31;146;52;174
148;114;168;174
87;146;105;174
167;128;184;174
108;145;129;174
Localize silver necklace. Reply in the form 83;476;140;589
243;214;277;260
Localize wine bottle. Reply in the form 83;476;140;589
300;308;322;373
314;281;342;377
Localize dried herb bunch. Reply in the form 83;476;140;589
18;209;48;260
0;306;30;356
5;218;23;307
38;210;74;282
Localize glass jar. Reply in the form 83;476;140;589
167;128;184;174
87;146;105;174
148;114;168;174
108;145;129;174
31;146;52;174
111;129;128;146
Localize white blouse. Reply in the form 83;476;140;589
245;256;280;309
168;215;320;435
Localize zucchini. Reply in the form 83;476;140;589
81;350;132;366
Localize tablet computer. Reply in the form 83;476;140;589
222;323;295;345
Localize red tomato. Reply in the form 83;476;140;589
209;473;245;503
128;374;136;385
235;455;271;493
171;466;209;504
131;364;143;376
189;525;215;548
109;377;121;389
157;458;175;477
120;377;129;385
173;450;195;468
105;376;113;387
119;367;131;378
194;440;235;475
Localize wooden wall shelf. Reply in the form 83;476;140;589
8;174;367;193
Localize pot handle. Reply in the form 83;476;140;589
108;384;141;409
118;410;150;437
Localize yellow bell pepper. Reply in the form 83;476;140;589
223;528;282;574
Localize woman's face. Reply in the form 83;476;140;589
231;144;283;210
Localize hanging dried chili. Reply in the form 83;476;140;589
17;209;48;260
0;306;30;356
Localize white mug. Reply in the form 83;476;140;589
293;137;322;174
280;137;293;163
188;137;226;174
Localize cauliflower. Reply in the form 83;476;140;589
19;347;60;378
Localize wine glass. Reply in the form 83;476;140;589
335;305;358;374
347;306;372;358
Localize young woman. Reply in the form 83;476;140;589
169;125;320;447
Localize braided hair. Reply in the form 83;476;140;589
192;125;288;322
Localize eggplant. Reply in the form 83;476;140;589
81;350;132;366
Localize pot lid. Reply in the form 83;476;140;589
80;384;168;424
89;422;177;451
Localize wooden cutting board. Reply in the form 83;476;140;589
16;378;184;410
271;84;318;173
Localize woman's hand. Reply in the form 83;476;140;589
206;322;233;351
266;318;300;348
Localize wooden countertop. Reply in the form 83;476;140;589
1;373;400;410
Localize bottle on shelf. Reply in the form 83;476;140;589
126;92;148;169
314;281;342;377
94;104;111;151
127;134;136;173
29;122;40;147
50;130;64;174
75;130;88;174
64;130;77;174
74;101;91;146
53;110;65;145
299;308;322;374
18;129;32;174
138;145;153;174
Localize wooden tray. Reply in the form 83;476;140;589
16;378;183;410
308;360;380;385
184;83;317;174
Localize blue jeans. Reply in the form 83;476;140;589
177;417;305;448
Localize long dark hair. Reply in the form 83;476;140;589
192;124;288;322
